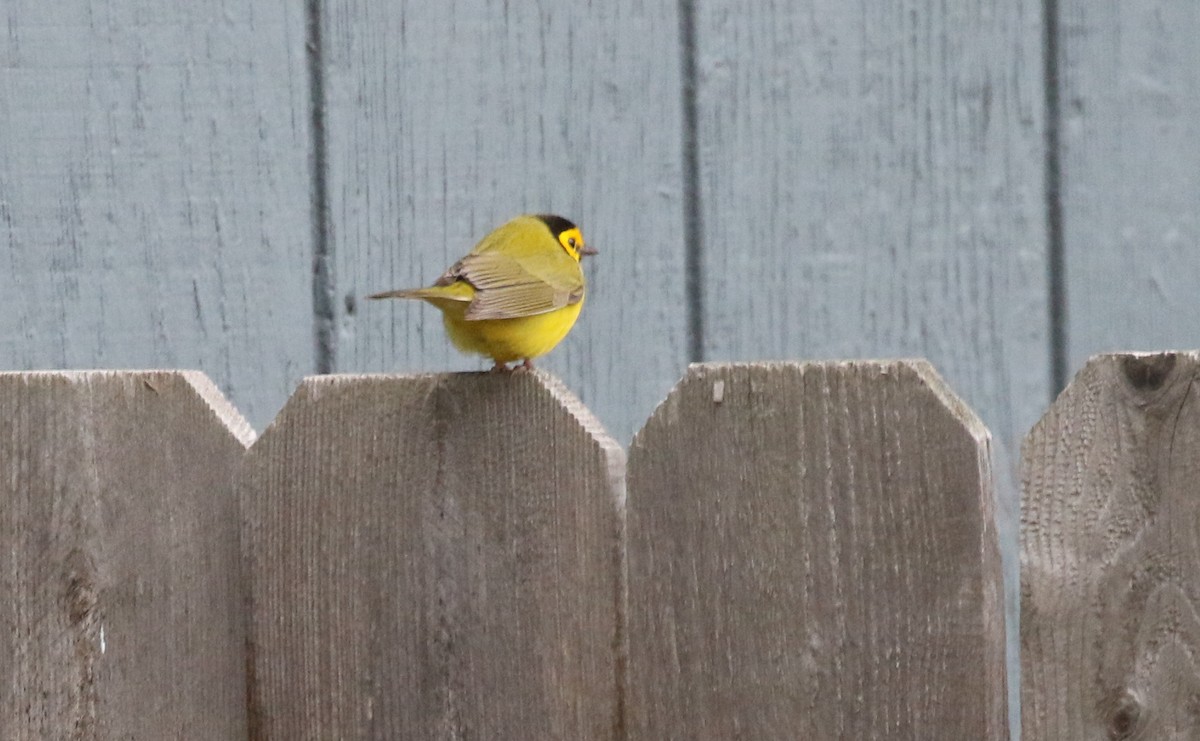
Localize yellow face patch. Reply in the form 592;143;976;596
557;227;586;260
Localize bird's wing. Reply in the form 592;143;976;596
443;248;584;321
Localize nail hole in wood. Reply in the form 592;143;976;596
1105;689;1143;740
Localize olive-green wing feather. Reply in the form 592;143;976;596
440;216;585;321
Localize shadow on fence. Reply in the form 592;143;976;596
1;353;1196;739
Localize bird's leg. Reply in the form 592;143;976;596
490;361;509;373
519;359;535;371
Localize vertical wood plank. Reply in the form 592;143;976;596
322;0;688;443
243;371;624;739
0;371;254;740
1059;3;1200;367
1021;352;1200;739
692;0;1048;445
0;1;313;429
627;361;1007;739
692;0;1048;446
690;4;1046;713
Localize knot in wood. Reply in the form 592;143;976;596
1122;354;1176;391
61;547;99;626
1104;688;1144;740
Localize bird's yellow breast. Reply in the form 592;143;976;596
436;298;584;364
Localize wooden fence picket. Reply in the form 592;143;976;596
241;371;625;740
625;361;1008;739
0;371;254;740
1022;352;1200;739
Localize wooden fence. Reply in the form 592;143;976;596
1;352;1196;739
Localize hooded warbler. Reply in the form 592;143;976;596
369;214;596;371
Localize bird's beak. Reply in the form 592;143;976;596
580;245;598;256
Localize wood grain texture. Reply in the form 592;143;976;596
693;0;1048;449
242;371;625;740
0;1;313;429
0;371;254;740
1059;2;1200;368
1021;352;1200;739
626;361;1007;739
690;5;1046;712
322;0;688;443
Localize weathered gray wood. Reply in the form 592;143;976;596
692;0;1049;445
243;371;624;739
690;5;1046;716
0;371;254;740
626;361;1007;739
323;0;688;443
1021;352;1200;739
0;2;313;429
1059;3;1200;369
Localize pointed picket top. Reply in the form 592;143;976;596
0;370;251;739
242;370;625;740
0;369;255;446
626;360;1007;739
263;368;618;456
1022;351;1200;740
633;358;990;448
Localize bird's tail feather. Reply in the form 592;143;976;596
368;282;474;302
367;288;424;300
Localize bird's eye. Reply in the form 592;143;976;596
568;237;577;248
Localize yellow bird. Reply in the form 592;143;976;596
369;214;596;371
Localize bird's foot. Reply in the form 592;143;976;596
490;361;510;373
518;359;535;372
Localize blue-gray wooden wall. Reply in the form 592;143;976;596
2;0;1197;730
